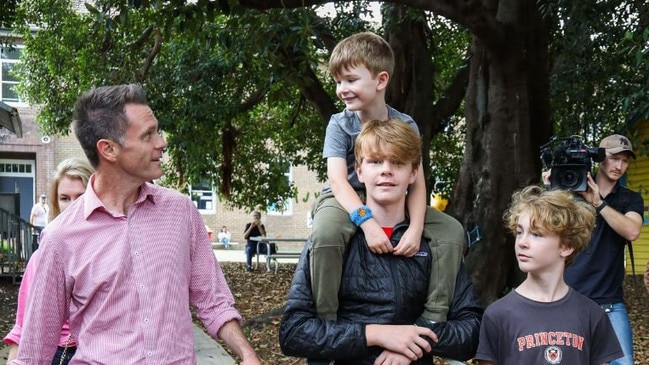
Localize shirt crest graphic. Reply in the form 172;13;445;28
544;346;562;364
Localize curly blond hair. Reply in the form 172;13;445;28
503;185;596;267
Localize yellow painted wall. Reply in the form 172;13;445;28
624;120;649;274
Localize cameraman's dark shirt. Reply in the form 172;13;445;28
565;182;644;304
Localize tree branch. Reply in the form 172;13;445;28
127;25;154;49
238;0;505;49
136;27;161;82
432;57;470;123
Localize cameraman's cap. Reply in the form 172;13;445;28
600;134;635;159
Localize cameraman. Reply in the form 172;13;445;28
544;134;643;365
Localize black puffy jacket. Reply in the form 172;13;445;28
279;222;483;364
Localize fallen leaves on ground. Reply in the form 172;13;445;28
217;262;649;365
1;263;646;364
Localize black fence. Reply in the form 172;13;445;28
0;206;35;284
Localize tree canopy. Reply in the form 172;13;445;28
8;0;649;301
11;0;470;208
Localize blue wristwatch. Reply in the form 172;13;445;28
350;205;373;226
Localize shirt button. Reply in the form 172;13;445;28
144;317;150;323
147;351;153;356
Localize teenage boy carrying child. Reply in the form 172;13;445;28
280;119;482;365
309;30;465;343
475;186;623;364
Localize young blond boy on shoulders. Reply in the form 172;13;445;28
475;186;623;364
310;32;465;331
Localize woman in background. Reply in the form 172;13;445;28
4;157;93;365
218;226;232;249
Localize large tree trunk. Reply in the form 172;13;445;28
453;0;552;305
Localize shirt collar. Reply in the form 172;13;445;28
83;174;158;219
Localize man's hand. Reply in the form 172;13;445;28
393;226;422;257
374;349;412;365
217;320;261;365
366;324;437;361
361;219;393;254
579;173;602;206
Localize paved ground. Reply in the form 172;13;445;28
213;245;247;262
0;247;276;364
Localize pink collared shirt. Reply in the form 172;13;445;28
12;179;241;364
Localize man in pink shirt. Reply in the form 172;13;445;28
11;84;261;365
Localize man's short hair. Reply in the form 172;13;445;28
354;119;421;169
72;84;149;168
503;185;596;267
328;32;395;78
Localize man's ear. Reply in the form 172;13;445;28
376;71;390;91
97;139;119;163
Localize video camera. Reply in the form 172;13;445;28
540;135;605;192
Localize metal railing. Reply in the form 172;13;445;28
0;207;36;284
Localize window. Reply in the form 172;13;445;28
0;160;33;176
1;46;21;103
189;180;216;214
267;162;293;216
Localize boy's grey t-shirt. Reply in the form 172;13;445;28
321;106;418;194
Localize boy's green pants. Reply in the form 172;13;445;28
309;192;466;322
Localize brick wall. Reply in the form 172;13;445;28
0;106;56;202
201;165;321;251
54;133;85;163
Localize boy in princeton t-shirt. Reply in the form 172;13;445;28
475;186;622;364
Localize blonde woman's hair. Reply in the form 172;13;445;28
328;32;394;78
354;119;421;170
48;157;94;220
503;185;596;267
